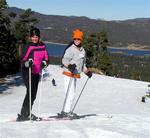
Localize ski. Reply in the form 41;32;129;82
3;114;97;123
42;114;97;121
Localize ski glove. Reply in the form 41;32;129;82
41;60;47;68
86;71;93;78
24;58;33;68
68;64;76;73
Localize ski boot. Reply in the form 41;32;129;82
30;114;42;121
16;114;29;121
68;112;80;119
57;111;79;119
16;113;42;121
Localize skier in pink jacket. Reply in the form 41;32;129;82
17;27;49;121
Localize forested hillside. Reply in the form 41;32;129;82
6;7;150;49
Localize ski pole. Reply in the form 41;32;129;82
71;78;89;113
37;71;43;120
62;77;73;112
29;64;32;121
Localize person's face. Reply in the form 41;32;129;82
73;38;81;46
30;35;40;43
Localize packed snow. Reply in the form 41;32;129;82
0;65;150;138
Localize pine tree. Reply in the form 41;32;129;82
82;34;95;67
0;3;38;77
11;8;39;58
83;31;112;75
98;52;112;75
0;0;7;9
13;8;38;45
0;0;19;77
97;32;113;75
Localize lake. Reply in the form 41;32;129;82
46;43;150;57
46;43;66;57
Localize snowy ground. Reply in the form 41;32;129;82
0;65;150;138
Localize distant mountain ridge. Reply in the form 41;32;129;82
6;7;150;49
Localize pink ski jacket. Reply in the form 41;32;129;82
22;42;49;74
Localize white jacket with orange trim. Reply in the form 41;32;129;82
62;44;86;78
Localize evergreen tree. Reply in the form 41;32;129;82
0;3;38;77
82;34;95;67
0;0;18;77
0;0;7;9
12;8;39;58
97;32;112;75
83;31;112;75
98;52;112;75
13;8;38;45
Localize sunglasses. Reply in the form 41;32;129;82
74;38;81;40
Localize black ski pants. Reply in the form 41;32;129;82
20;69;40;117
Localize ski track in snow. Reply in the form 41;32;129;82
0;65;150;138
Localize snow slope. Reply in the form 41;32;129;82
0;65;150;138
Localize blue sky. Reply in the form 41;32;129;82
7;0;150;20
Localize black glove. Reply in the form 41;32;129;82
68;64;76;73
41;60;47;68
24;58;33;68
86;71;93;78
29;59;33;67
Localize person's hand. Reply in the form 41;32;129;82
24;58;33;68
86;71;93;78
41;60;47;68
68;64;76;73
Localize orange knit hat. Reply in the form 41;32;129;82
73;29;83;40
